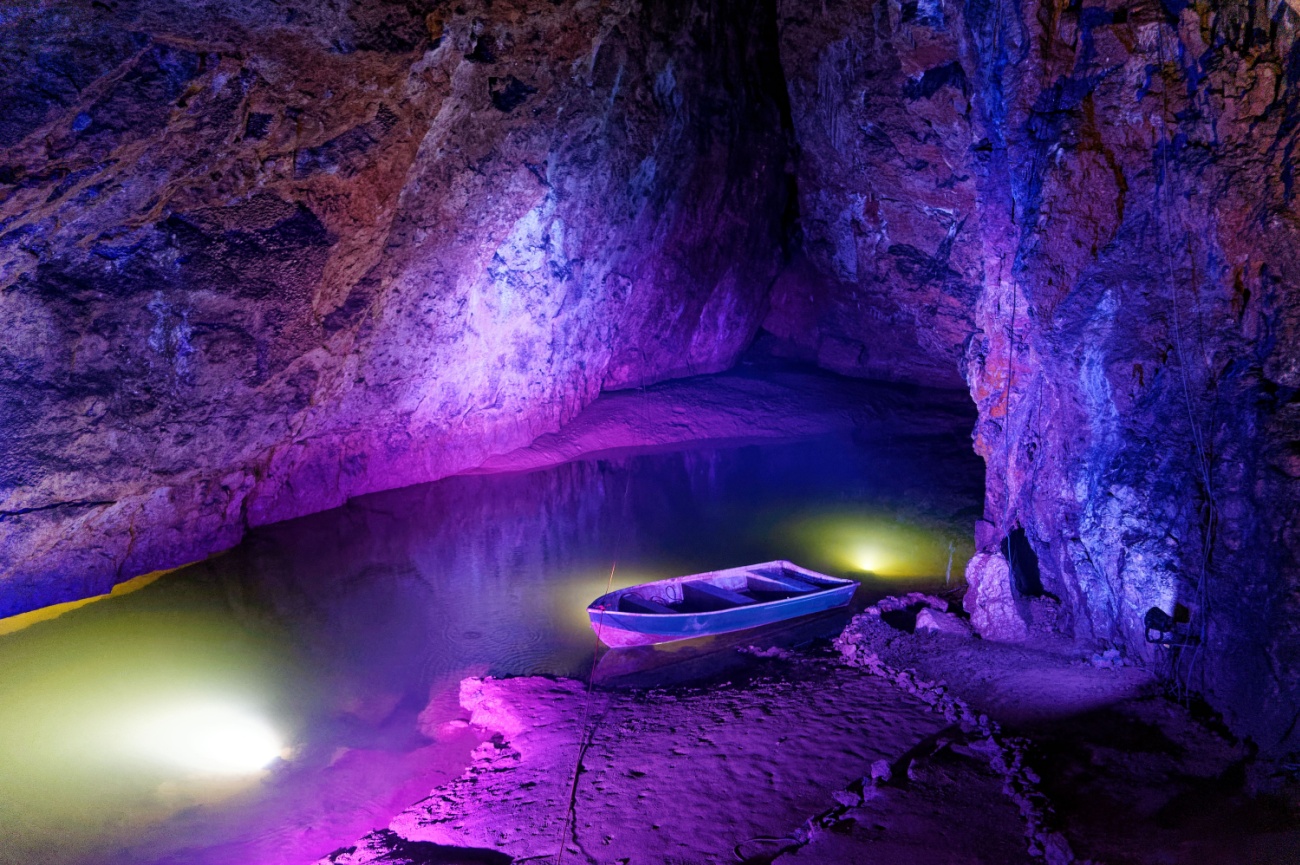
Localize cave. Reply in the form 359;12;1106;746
1;0;1299;862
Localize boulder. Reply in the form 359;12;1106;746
914;607;973;637
963;553;1029;642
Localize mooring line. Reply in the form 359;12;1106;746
554;559;616;865
554;372;664;862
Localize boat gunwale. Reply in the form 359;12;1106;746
588;560;855;619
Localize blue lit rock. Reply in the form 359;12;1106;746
778;0;1300;749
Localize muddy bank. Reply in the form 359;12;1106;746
322;601;1300;865
323;658;1033;865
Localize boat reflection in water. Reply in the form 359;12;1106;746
592;607;855;689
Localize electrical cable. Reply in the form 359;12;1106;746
554;389;642;863
1154;25;1218;702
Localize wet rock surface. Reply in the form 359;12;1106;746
838;610;1300;864
321;661;1034;865
324;605;1300;865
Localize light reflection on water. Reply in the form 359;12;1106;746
780;509;971;580
0;578;312;865
0;430;981;865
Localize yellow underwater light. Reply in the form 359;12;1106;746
778;510;970;581
121;701;285;775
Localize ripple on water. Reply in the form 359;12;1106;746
436;614;557;677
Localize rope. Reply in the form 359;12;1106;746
548;354;701;860
1000;258;1018;537
554;434;640;864
553;563;616;865
1153;27;1218;702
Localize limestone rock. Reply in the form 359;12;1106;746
772;0;1300;749
0;0;791;616
963;552;1029;642
763;0;980;389
914;607;973;637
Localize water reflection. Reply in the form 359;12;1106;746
0;577;312;865
780;509;969;580
0;429;981;865
592;608;854;689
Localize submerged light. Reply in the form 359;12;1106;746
778;510;970;581
847;543;887;574
126;702;284;775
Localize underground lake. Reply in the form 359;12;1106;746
0;372;983;865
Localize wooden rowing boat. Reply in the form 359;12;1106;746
587;560;857;648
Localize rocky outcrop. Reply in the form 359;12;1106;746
0;0;792;615
773;0;1300;751
960;0;1300;751
764;0;983;389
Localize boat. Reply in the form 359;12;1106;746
586;560;858;648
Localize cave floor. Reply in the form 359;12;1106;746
832;615;1300;865
325;655;1037;865
325;616;1300;865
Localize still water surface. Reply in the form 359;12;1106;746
0;431;981;865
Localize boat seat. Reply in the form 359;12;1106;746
619;594;677;615
747;573;817;594
682;581;756;610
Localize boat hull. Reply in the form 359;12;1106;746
587;562;857;648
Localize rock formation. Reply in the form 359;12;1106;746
0;0;792;613
773;0;1300;751
765;0;983;389
963;0;1300;753
3;0;1299;750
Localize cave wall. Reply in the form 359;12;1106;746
4;0;1299;751
963;0;1300;751
767;0;982;389
954;0;1300;752
774;0;1300;751
0;0;792;616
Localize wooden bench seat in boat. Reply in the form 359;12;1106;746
618;594;677;615
682;581;756;611
746;573;818;594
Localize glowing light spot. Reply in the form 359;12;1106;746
126;703;284;775
848;544;885;574
777;509;972;582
